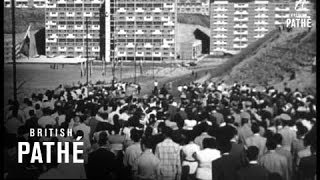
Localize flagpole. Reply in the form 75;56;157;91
11;0;17;102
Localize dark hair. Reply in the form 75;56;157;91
219;141;231;153
241;118;249;126
266;137;277;150
251;123;260;134
130;129;142;142
144;126;153;138
246;146;259;161
141;137;153;149
76;130;84;139
162;126;173;138
269;173;283;180
225;115;234;124
35;103;41;110
29;110;35;116
203;138;217;149
273;133;283;145
98;131;108;146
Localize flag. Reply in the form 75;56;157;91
16;25;31;58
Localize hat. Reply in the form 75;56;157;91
245;101;252;106
276;113;291;121
183;120;197;130
143;95;148;99
240;111;250;120
158;94;164;99
165;120;178;130
180;94;187;99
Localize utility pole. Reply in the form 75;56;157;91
11;0;17;102
86;17;89;85
134;44;137;84
134;1;137;84
120;57;123;81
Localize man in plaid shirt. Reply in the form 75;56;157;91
155;126;182;180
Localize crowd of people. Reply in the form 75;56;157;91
4;79;317;180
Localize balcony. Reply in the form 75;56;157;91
163;21;174;26
144;16;153;21
234;17;249;21
213;8;228;12
275;7;290;11
66;34;75;38
58;47;67;51
234;4;249;8
92;47;100;52
83;12;93;17
255;14;268;18
213;34;227;38
75;25;83;30
213;28;227;32
233;37;248;42
118;8;126;13
214;21;228;25
233;44;247;48
153;8;162;12
152;30;162;34
57;0;66;3
49;12;58;17
118;30;127;35
66;12;75;17
164;3;174;8
234;31;248;35
213;41;227;45
151;52;161;57
58;25;67;30
254;34;265;38
254;7;268;11
213;14;228;18
136;8;144;12
126;16;135;21
92;25;100;30
275;14;290;18
254;28;268;32
75;47;84;51
254;21;268;25
254;1;269;4
234;11;249;15
234;24;248;28
136;52;145;57
136;30;144;34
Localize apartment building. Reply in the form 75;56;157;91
4;0;46;8
177;0;209;15
210;0;313;54
106;0;177;62
45;0;102;59
45;0;176;61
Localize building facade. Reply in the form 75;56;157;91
107;0;177;62
45;0;102;59
4;0;46;8
180;40;202;60
210;0;313;54
177;0;209;15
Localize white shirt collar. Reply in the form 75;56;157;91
249;161;258;164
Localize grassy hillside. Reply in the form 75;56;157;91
221;28;316;95
3;8;45;34
178;14;210;28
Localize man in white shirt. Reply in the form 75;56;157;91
38;108;56;128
